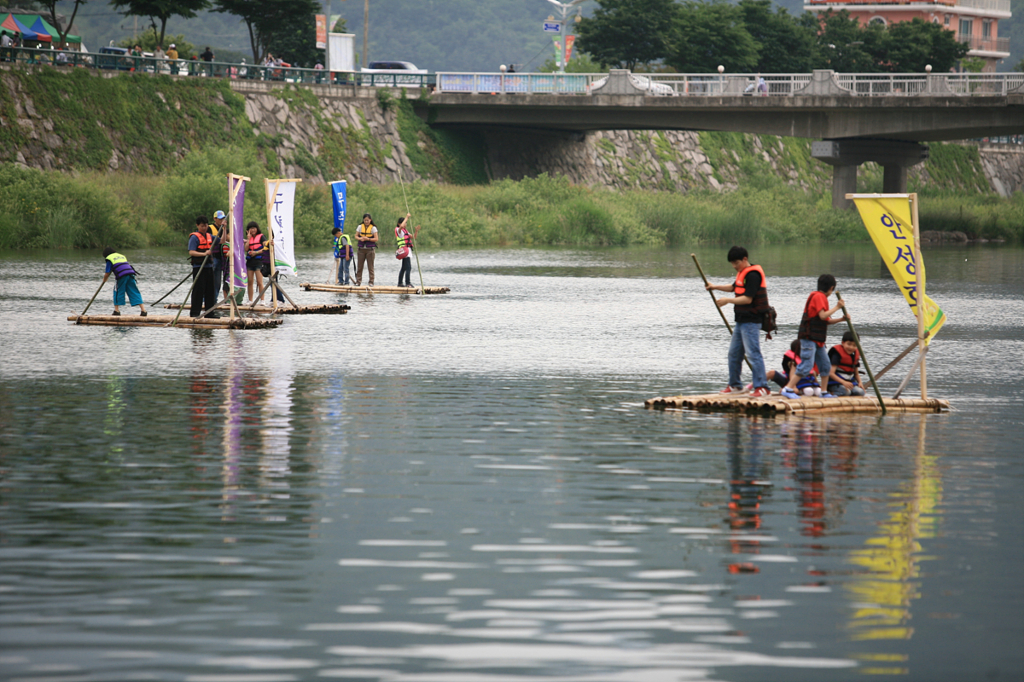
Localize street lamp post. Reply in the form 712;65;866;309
546;0;587;74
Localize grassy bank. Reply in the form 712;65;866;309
0;157;1021;251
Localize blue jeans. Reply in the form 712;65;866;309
337;258;351;285
797;340;831;383
113;275;143;307
398;257;412;286
728;322;767;389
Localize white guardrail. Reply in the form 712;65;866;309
436;72;1024;97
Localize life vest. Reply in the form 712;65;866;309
105;252;136;280
798;292;829;343
247;233;266;259
334;234;352;257
733;264;770;316
221;236;231;260
831;344;860;380
395;226;411;249
190;231;212;266
356;223;377;248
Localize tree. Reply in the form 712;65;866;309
883;19;968;72
738;0;815;73
41;0;86;47
539;52;608;73
108;0;210;48
213;0;320;64
808;10;882;72
668;0;759;73
574;0;677;70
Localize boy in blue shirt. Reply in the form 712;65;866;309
101;248;147;316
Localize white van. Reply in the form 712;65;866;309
361;60;427;86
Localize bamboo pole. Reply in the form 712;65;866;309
80;278;107;318
894;345;927;399
910;193;927;399
691;254;752;372
148;271;192;308
875;335;926;380
265;178;281;314
835;290;886;416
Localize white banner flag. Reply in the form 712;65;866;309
268;180;297;277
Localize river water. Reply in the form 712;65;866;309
1;244;1021;682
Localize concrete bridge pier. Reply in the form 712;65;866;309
812;140;929;209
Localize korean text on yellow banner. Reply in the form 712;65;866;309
852;196;946;343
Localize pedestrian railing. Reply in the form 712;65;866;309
3;49;1021;97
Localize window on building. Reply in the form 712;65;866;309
869;16;886;26
959;18;973;38
982;20;991;38
944;15;950;26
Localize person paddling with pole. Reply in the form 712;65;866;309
100;248;147;317
395;213;420;288
703;246;771;397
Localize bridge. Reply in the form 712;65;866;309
417;70;1024;207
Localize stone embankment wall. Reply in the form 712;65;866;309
2;67;1020;196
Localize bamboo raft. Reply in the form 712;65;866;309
68;314;283;330
163;303;350;315
300;283;451;295
645;392;949;415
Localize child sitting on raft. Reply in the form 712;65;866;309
751;339;823;396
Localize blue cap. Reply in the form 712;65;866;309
214;210;226;220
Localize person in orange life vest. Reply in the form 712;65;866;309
187;216;219;318
704;246;771;398
354;213;378;286
395;213;420;288
245;221;268;304
827;330;866;397
781;274;848;399
101;248;147;316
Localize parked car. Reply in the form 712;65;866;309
361;60;427;86
97;46;131;71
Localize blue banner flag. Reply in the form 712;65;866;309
330;180;347;233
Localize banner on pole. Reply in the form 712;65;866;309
229;174;247;290
330;180;347;233
852;195;946;343
315;14;327;49
269;180;298;277
565;35;575;63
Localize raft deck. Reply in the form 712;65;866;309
163;303;350;315
69;314;283;330
300;283;450;295
645;392;949;415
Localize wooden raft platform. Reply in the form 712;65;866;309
645;392;949;415
68;314;283;330
300;282;450;295
163;303;350;315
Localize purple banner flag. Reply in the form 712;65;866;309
230;175;247;290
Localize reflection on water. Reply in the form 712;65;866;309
0;245;1021;681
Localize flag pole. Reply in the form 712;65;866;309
265;179;281;314
910;193;927;400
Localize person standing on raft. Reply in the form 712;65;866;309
188;216;218;318
395;213;420;288
704;246;771;397
101;248;147;316
354;213;378;287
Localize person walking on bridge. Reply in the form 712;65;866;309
704;246;771;397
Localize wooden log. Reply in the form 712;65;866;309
68;315;283;329
164;303;350;315
300;282;450;295
645;393;948;414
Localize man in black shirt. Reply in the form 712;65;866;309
704;246;771;397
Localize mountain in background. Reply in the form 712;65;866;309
51;0;1023;72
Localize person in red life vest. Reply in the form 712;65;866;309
760;339;821;394
101;248;147;317
245;221;268;304
704;246;772;398
395;213;420;288
827;330;866;396
187;216;219;318
781;274;848;399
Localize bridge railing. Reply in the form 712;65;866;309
436;72;598;94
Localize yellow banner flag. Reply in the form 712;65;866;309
852;196;946;343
